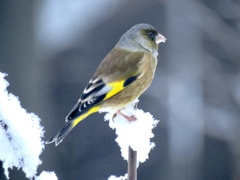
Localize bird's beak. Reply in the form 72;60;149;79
155;33;166;44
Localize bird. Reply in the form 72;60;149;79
46;23;166;146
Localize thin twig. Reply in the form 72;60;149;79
128;146;137;180
0;120;8;130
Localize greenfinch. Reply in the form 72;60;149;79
46;23;166;146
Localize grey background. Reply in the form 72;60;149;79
0;0;240;180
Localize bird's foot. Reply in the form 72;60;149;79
112;113;117;122
116;110;137;122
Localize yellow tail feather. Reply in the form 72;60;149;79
72;105;100;127
46;105;100;146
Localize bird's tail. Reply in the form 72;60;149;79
46;120;74;146
46;106;100;146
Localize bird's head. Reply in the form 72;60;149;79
117;23;166;56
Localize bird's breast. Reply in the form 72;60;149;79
100;52;157;112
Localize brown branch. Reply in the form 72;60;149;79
128;146;137;180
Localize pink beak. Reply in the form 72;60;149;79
155;33;167;44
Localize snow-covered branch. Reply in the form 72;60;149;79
104;99;159;179
0;72;57;180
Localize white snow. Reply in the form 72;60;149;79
36;171;58;180
104;99;159;178
108;174;127;180
0;72;57;179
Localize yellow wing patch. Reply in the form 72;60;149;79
72;80;126;128
104;80;125;100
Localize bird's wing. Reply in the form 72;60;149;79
66;48;144;121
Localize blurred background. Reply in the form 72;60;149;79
0;0;240;179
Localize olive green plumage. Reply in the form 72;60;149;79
46;23;166;146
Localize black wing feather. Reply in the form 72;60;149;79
66;73;141;121
66;77;107;121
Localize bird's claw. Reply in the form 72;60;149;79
112;110;137;122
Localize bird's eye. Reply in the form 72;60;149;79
147;31;155;41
